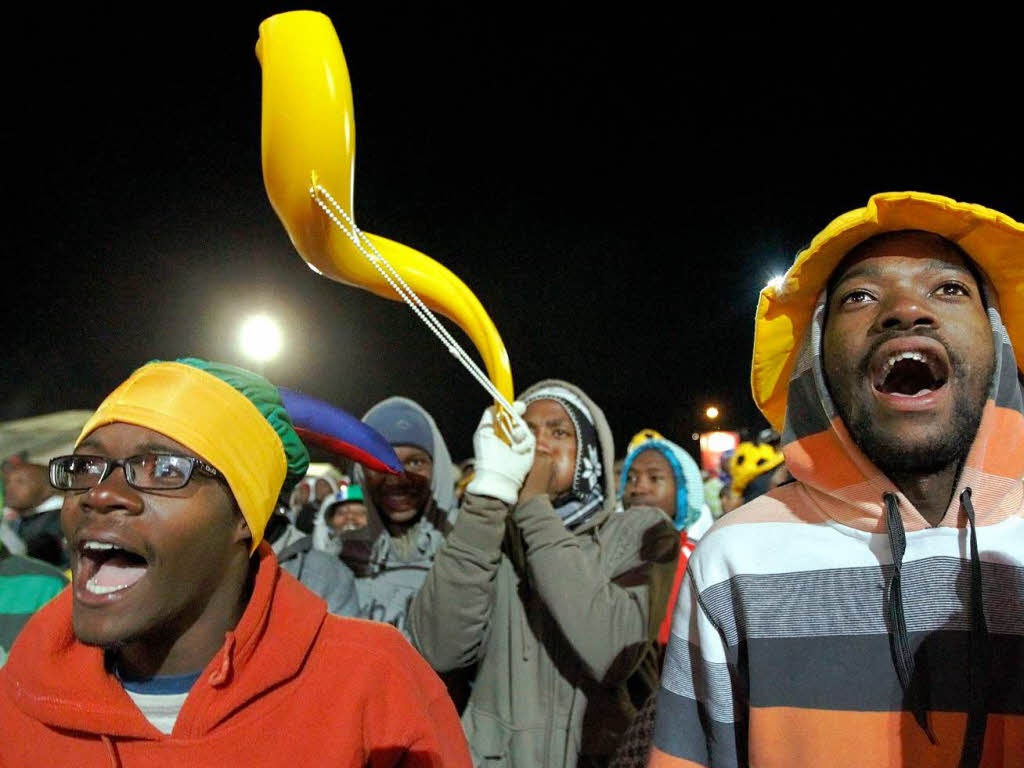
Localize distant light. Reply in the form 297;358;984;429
239;315;283;362
692;432;700;441
766;274;785;291
705;406;720;420
706;431;738;453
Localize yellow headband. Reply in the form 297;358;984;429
76;362;287;552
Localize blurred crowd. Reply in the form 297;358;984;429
1;404;793;646
3;192;1023;768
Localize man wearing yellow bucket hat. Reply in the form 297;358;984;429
0;358;471;767
650;193;1024;768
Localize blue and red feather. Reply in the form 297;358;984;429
279;388;402;475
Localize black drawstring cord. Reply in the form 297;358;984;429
958;488;990;768
884;492;935;743
884;489;990;766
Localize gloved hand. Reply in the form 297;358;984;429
466;401;535;505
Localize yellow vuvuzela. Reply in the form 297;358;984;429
255;10;513;409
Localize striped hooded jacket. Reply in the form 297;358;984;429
650;291;1024;767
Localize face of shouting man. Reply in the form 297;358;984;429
61;422;252;677
823;231;995;519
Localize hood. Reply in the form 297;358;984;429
780;290;1024;532
347;398;454;570
1;544;326;739
289;475;339;514
519;379;617;534
619;438;706;533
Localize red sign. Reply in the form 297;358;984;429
699;431;739;474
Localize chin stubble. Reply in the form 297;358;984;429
848;390;984;478
840;346;993;479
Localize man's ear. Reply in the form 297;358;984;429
233;513;252;546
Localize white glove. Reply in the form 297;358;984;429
466;401;535;504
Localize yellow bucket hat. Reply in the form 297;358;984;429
752;191;1024;431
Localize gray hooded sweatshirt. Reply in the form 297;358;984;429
409;380;679;768
343;397;456;638
269;521;360;618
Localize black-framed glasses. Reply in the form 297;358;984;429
49;453;221;492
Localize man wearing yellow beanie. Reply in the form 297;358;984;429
0;358;471;767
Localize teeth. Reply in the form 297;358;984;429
85;577;133;595
882;351;930;376
83;541;118;551
887;351;927;367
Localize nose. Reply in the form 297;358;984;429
875;286;937;332
625;477;648;500
80;466;144;516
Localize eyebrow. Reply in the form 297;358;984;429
835;258;973;285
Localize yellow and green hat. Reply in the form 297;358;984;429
76;358;309;552
752;192;1024;431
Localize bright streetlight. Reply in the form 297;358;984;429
705;406;720;420
239;314;283;364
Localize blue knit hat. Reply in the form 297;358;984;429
363;400;434;457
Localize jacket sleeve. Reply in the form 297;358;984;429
408;492;509;672
514;496;678;684
649;566;746;768
323;557;361;618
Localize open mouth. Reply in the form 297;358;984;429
872;350;949;397
336;520;366;533
380;477;427;506
76;540;149;597
380;489;418;508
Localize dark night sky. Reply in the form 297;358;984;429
5;9;1023;461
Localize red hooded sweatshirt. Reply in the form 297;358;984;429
0;545;472;768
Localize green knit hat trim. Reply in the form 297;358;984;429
165;358;310;497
